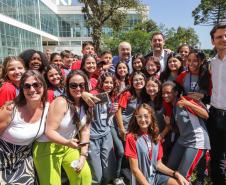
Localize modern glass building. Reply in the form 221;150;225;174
0;0;149;62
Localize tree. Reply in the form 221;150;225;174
79;0;142;54
164;27;199;51
102;19;159;55
192;0;226;25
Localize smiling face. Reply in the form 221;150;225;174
101;53;112;65
132;74;145;90
119;43;131;62
52;55;63;68
68;74;86;100
145;60;157;75
102;76;114;93
162;85;176;103
23;76;44;102
135;107;152;132
6;60;25;85
47;68;61;87
29;53;42;71
179;46;190;61
146;80;159;97
84;56;97;75
187;53;200;74
151;34;164;52
82;44;95;55
133;58;143;71
211;28;226;53
168;57;182;72
116;63;128;78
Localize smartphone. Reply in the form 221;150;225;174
78;142;90;147
95;92;109;104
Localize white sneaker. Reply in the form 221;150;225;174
113;177;126;185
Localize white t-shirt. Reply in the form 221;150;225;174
1;103;49;145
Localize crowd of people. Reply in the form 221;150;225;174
0;23;225;185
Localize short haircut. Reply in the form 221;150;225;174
60;50;72;58
82;41;94;49
150;32;165;41
210;23;226;40
100;50;112;56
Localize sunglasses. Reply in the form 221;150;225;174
23;82;43;90
69;82;85;89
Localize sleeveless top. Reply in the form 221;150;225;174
1;102;49;145
37;102;87;142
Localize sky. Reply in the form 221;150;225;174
141;0;213;49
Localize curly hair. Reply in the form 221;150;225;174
96;72;117;99
128;103;159;144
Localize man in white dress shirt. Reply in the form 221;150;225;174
207;23;226;185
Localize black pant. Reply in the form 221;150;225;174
207;106;226;185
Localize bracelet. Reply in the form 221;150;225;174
173;171;177;179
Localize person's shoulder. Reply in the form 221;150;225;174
52;96;67;106
0;82;16;90
126;133;136;142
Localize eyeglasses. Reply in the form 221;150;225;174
23;82;42;90
135;114;149;121
69;82;85;89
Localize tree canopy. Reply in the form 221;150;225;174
79;0;142;54
192;0;226;25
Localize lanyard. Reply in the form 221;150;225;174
142;135;153;160
189;73;198;92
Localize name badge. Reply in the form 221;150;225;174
100;113;107;119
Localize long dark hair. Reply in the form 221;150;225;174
96;72;117;99
145;76;162;111
115;61;130;84
129;71;148;100
160;53;184;82
19;49;48;73
132;53;144;72
44;64;64;89
128;103;159;144
80;54;97;77
14;70;48;107
188;50;210;92
65;70;92;124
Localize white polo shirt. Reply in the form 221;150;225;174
210;54;226;110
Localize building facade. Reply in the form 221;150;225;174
0;0;149;62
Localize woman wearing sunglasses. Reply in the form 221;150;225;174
0;70;49;184
33;70;92;185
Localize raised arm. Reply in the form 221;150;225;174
177;97;209;119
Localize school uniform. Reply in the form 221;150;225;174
47;87;65;103
125;133;169;185
0;82;19;107
167;97;210;180
88;92;116;184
